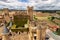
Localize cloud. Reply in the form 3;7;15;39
0;0;60;10
0;0;27;9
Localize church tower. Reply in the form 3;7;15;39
27;6;33;21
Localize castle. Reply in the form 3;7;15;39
0;6;56;40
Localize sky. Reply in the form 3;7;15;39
0;0;60;10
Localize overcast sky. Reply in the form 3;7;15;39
0;0;60;10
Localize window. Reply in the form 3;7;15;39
34;36;36;40
5;13;8;15
34;24;36;27
0;39;2;40
0;37;2;40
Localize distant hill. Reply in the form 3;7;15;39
0;9;60;13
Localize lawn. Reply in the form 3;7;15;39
14;15;29;28
10;15;29;32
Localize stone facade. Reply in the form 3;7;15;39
27;6;33;21
28;21;47;40
0;6;47;40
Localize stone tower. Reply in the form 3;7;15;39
2;20;10;40
3;8;10;23
29;21;46;40
27;6;33;21
36;25;46;40
3;8;9;15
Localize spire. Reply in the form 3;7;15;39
2;20;9;34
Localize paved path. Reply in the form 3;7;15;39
46;29;60;40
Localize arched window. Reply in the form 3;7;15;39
34;36;36;40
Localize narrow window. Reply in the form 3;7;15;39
34;36;36;40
